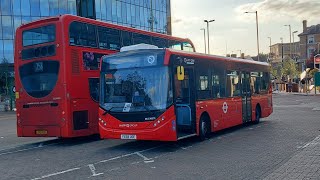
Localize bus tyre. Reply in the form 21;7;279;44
199;116;210;141
254;106;261;124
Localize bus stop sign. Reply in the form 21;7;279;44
315;72;320;86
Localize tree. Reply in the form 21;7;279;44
0;58;10;96
280;57;299;79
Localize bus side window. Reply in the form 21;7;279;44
69;22;97;47
182;42;194;52
212;69;226;98
87;24;97;47
69;22;81;45
132;33;151;44
151;37;168;48
98;26;108;49
121;31;133;47
106;28;121;50
168;41;182;50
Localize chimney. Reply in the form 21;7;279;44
303;20;307;33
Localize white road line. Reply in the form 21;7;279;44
136;152;154;163
96;145;161;164
88;164;103;177
30;167;81;180
30;145;162;180
0;142;60;156
0;146;43;156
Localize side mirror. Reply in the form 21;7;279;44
177;66;185;80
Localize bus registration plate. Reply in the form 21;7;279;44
35;130;48;135
121;134;136;140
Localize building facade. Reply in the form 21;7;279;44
270;42;300;63
0;0;171;63
298;20;320;69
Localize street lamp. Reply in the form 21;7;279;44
204;19;215;54
280;37;284;62
245;11;260;61
284;24;292;58
292;30;298;60
268;37;272;60
237;50;242;57
200;28;207;54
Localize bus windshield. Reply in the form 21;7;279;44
101;66;172;113
22;25;56;47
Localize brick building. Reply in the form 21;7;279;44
298;20;320;69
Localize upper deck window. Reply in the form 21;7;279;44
23;25;56;47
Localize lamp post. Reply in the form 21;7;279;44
200;28;207;54
280;37;284;62
237;50;242;57
268;37;272;60
292;30;298;60
204;19;215;54
245;11;260;61
284;24;292;58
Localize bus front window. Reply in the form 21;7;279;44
101;67;172;113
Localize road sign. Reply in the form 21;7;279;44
315;72;320;86
314;54;320;64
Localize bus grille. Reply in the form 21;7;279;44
71;49;80;74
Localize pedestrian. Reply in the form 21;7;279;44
288;79;293;93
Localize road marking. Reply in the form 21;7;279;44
30;145;162;180
0;146;43;156
31;167;81;180
88;164;103;177
0;137;4;139
96;145;160;164
136;152;154;163
302;136;320;148
0;142;60;156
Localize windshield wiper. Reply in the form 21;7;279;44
102;107;115;115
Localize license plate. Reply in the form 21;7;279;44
120;134;136;140
35;130;48;135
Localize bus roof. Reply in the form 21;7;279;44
166;48;270;67
18;14;194;47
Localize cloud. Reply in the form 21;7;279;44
235;0;320;23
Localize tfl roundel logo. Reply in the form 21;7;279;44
222;102;228;114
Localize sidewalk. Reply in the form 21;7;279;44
264;135;320;180
273;90;320;96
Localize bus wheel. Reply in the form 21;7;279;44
254;106;261;124
199;115;210;141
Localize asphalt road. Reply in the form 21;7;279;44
0;94;319;180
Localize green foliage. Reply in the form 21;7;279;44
280;57;299;79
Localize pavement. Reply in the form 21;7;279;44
264;135;320;180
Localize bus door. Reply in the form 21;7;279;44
174;67;196;137
241;72;252;123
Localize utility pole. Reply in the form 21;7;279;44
200;28;207;54
204;19;215;54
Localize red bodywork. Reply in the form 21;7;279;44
98;49;273;141
15;15;195;138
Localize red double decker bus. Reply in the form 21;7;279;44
99;48;273;141
14;14;195;138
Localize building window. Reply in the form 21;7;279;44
77;0;96;19
308;35;315;44
308;47;315;58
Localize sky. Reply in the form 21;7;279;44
171;0;320;57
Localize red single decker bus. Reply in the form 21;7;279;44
99;48;273;141
14;14;195;138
